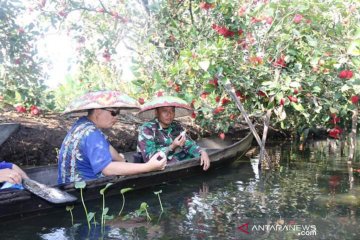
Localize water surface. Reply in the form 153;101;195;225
1;139;359;239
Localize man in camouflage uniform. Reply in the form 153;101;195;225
136;96;210;171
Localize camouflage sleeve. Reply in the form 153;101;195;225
183;138;202;158
137;123;156;162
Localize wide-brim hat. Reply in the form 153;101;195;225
63;90;140;116
138;96;193;120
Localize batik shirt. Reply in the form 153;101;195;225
58;117;112;184
137;118;202;164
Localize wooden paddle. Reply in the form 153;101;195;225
22;178;77;204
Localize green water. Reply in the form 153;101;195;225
1;139;360;239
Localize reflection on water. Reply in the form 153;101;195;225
1;139;360;239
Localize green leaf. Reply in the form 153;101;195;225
347;39;360;56
120;187;133;194
154;190;163;195
87;212;95;222
291;103;305;112
75;181;86;189
66;205;74;211
100;182;113;195
199;60;210;71
140;202;149;210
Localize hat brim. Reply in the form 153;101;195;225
138;104;192;120
63;91;140;116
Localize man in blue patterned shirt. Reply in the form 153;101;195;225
58;91;167;184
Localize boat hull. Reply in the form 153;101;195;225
0;132;253;220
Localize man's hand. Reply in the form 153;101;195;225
200;151;210;171
170;133;186;150
147;152;167;171
0;168;22;184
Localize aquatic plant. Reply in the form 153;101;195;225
118;187;133;216
154;190;164;212
100;183;114;230
66;205;74;225
140;202;151;221
75;181;94;230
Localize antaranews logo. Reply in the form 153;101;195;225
237;220;317;237
238;223;250;234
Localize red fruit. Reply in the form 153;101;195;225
138;98;145;105
293;88;299;94
257;90;266;97
293;14;303;24
199;2;214;10
329;128;340;139
338;70;353;79
209;78;219;87
221;98;231;105
157;91;163;97
191;112;196;119
351;96;359;104
213;106;225;114
229;114;235;120
265;17;273;24
273;56;286;68
200;92;209;99
16;106;26;113
174;84;181;92
215;96;221;103
102;49;111;62
280;98;285;106
287;96;298;103
219;133;225;140
30;105;40;115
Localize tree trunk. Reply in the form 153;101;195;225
259;99;274;169
224;83;270;169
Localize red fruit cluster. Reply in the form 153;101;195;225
209;78;219;87
191;112;197;119
138;98;145;105
287;96;298;103
201;92;209;99
213;106;225;114
329;126;342;139
199;2;215;10
212;24;235;38
273;55;286;68
30;105;40;115
338;70;353;79
351;95;359;104
221;98;231;105
16;106;26;113
215;96;221;103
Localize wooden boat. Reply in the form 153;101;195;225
0;131;253;220
0;123;20;146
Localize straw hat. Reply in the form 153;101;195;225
63;90;140;116
138;96;193;120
